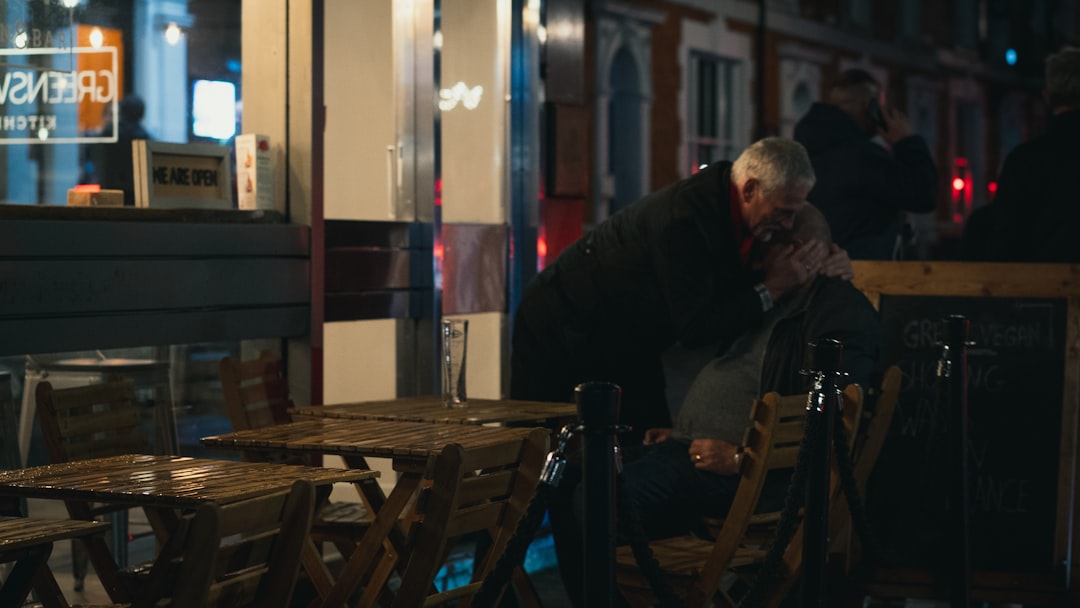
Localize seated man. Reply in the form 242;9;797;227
621;202;880;540
552;204;880;606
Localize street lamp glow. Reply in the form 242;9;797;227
164;23;183;46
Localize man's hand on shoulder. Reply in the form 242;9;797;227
819;243;854;280
643;427;673;445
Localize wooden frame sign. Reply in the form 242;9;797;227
133;141;233;209
851;261;1080;604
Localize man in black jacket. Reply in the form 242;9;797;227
969;47;1080;262
510;137;850;445
794;69;938;260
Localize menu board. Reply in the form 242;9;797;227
866;295;1066;573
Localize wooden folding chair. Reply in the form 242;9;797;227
219;350;293;434
35;377;150;591
219;351;372;564
614;384;864;608
354;427;550;608
71;478;317;608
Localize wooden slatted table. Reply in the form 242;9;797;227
0;454;378;604
290;395;577;427
0;517;111;608
201;418;544;606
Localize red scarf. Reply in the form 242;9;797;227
729;182;754;265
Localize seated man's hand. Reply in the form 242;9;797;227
643;427;673;445
688;438;743;475
819;243;854;280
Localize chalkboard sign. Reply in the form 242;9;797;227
866;295;1067;573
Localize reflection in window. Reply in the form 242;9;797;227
0;0;241;205
2;339;276;468
688;52;738;172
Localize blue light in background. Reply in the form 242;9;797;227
1005;48;1018;66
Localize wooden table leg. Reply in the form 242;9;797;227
31;557;74;608
320;473;423;607
0;545;51;608
62;500;131;603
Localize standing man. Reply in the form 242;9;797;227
510;137;848;444
794;69;938;260
101;94;152;207
976;47;1080;262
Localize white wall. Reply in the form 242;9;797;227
440;0;509;224
133;0;190;143
324;1;397;221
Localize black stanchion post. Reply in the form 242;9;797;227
802;338;843;608
575;381;622;608
940;315;972;607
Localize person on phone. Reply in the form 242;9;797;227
794;69;938;260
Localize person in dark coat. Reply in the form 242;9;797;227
510;137;851;446
794;69;938;260
971;47;1080;262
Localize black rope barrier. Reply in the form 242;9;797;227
614;473;685;608
736;407;821;608
831;412;889;566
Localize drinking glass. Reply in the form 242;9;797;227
442;318;468;408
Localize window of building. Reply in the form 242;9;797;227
954;0;978;50
845;0;871;29
898;0;922;42
688;53;738;172
0;0;241;207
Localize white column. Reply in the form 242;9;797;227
133;0;190;143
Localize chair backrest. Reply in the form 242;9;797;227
385;427;550;608
853;365;901;487
36;377;150;464
686;384;864;606
151;478;316;608
219;350;293;431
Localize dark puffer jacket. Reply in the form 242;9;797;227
982;109;1080;262
794;103;938;260
510;161;765;435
